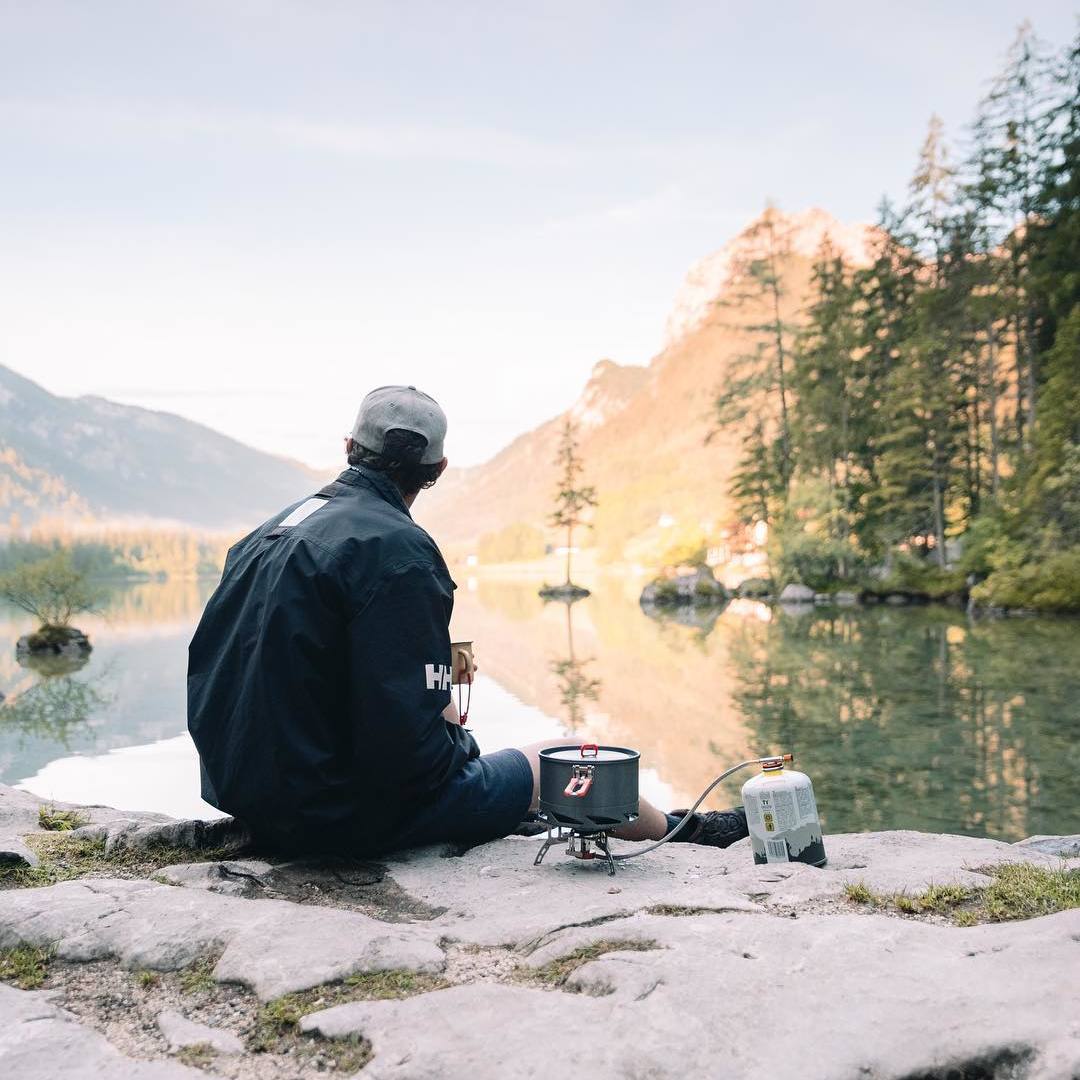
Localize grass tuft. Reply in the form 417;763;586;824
0;833;232;890
342;969;445;998
890;883;976;915
843;864;1080;924
176;1044;217;1070
981;863;1080;921
646;903;730;917
135;970;160;989
37;806;89;832
843;882;876;905
248;967;447;1067
522;939;659;989
0;945;54;989
325;1035;374;1073
179;955;219;996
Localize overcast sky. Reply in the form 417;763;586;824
1;2;1076;468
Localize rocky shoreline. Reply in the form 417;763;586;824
1;783;1078;1079
638;566;1062;618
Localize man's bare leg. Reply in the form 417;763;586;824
515;738;670;842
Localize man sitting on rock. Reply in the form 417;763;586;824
187;385;748;856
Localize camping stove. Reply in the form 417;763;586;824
533;824;619;875
533;744;640;876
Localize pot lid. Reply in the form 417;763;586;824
541;745;639;762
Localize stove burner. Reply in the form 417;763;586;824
533;823;618;876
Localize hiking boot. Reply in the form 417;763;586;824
666;806;748;848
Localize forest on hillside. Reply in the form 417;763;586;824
715;24;1080;611
0;530;232;582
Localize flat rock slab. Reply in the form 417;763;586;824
0;878;444;1000
0;786;46;867
155;860;277;898
384;835;759;947
0;983;214;1079
718;829;1078;908
157;1008;245;1054
156;856;445;923
304;908;1080;1080
1;784;173;868
3;786;1079;1080
72;814;250;856
382;830;1075;945
1016;834;1080;858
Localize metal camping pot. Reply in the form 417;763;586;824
538;744;640;833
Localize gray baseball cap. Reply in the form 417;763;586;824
351;385;447;465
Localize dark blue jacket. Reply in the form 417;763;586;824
187;467;477;852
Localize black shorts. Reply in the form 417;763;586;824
376;747;533;854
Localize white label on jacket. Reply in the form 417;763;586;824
425;663;452;691
277;498;328;528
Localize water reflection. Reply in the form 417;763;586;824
720;606;1080;840
1;575;1076;840
16;650;91;678
0;580;216;811
1;667;108;746
548;599;601;734
451;577;758;807
453;579;1080;841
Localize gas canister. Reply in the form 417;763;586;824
741;757;826;866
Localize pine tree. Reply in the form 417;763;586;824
850;199;920;557
1029;26;1080;338
1022;28;1080;546
790;241;866;565
712;205;799;513
970;22;1056;448
548;419;597;587
874;119;973;564
727;419;777;529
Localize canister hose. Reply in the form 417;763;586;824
610;755;789;862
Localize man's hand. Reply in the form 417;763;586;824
442;699;461;725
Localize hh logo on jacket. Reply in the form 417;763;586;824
425;663;453;691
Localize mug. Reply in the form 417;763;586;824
450;641;475;685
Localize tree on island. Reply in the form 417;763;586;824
0;550;99;657
541;419;597;598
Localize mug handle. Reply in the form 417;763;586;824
451;644;474;685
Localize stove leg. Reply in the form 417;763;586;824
534;833;559;866
596;834;617;876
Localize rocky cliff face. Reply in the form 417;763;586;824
663;207;875;347
416;357;649;555
418;207;874;561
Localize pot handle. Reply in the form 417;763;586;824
563;774;594;798
580;743;599;758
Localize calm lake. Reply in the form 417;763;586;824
2;576;1078;842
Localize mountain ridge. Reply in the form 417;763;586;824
0;364;324;531
1;206;872;547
